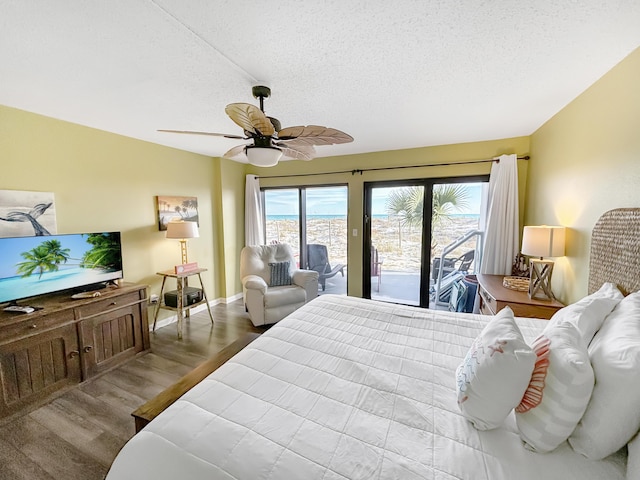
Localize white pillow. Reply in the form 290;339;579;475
456;307;536;430
546;282;623;346
628;433;640;480
569;291;640;459
515;323;594;452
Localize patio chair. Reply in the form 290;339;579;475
306;244;345;291
431;249;475;282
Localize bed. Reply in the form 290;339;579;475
106;208;640;480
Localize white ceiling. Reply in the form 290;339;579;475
1;1;639;163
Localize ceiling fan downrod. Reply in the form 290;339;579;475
252;85;271;112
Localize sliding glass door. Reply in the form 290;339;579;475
363;176;487;308
263;185;348;295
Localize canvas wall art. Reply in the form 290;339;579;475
156;195;199;231
0;190;57;237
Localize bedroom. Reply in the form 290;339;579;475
1;2;640;479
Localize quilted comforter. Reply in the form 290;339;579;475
106;295;626;480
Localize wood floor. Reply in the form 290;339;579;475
0;300;263;480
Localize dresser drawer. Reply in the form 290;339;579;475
0;311;73;344
75;291;143;319
478;285;497;315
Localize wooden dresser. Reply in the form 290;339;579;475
0;283;149;420
477;274;564;320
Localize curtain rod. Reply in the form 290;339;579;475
256;155;530;180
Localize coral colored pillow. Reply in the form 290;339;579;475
569;291;640;460
546;282;623;346
515;323;594;453
456;307;536;430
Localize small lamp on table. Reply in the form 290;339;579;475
521;225;566;300
166;221;199;265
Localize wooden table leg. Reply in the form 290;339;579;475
198;273;215;325
177;277;184;339
152;276;167;332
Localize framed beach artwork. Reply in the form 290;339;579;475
156;195;199;231
0;190;57;237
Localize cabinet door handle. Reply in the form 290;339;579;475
69;350;80;358
110;301;117;306
83;345;93;353
30;324;37;329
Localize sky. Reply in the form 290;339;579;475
264;183;484;216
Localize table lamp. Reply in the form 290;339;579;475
166;221;199;264
521;225;566;300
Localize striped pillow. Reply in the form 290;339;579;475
515;323;594;453
269;261;292;286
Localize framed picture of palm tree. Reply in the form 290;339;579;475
0;189;57;238
155;195;199;231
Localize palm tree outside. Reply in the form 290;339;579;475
385;184;470;253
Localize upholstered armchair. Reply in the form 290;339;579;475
240;244;319;326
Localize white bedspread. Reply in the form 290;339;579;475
107;295;626;480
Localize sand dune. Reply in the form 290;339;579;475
265;215;480;271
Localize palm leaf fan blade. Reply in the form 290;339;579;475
278;144;316;161
223;144;247;159
278;125;353;146
225;103;275;136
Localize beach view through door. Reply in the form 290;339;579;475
263;186;348;296
369;184;425;306
366;180;484;307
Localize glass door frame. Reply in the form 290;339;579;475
362;174;489;307
261;182;348;275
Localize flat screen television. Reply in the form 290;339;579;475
0;232;123;305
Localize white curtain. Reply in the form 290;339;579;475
480;154;520;275
245;174;264;246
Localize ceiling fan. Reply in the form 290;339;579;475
159;85;354;167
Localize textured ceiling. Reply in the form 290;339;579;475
1;1;639;163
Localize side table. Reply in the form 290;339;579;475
477;273;564;320
153;268;214;339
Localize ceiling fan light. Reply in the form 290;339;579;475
245;146;283;167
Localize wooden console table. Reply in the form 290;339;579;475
153;268;214;339
0;283;149;421
477;273;564;320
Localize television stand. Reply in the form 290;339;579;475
0;282;150;422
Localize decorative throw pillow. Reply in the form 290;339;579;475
568;291;640;460
269;261;292;287
515;323;594;453
456;307;536;430
546;282;623;346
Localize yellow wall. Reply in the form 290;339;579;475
527;47;640;304
0;104;237;316
251;137;530;297
216;158;247;298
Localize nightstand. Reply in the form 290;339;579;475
477;273;564;320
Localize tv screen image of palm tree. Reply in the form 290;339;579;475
0;233;123;303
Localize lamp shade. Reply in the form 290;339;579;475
246;146;283;167
166;221;199;239
521;225;565;258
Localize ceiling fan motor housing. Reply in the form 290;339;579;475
252;85;271;99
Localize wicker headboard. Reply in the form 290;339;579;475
588;208;640;295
